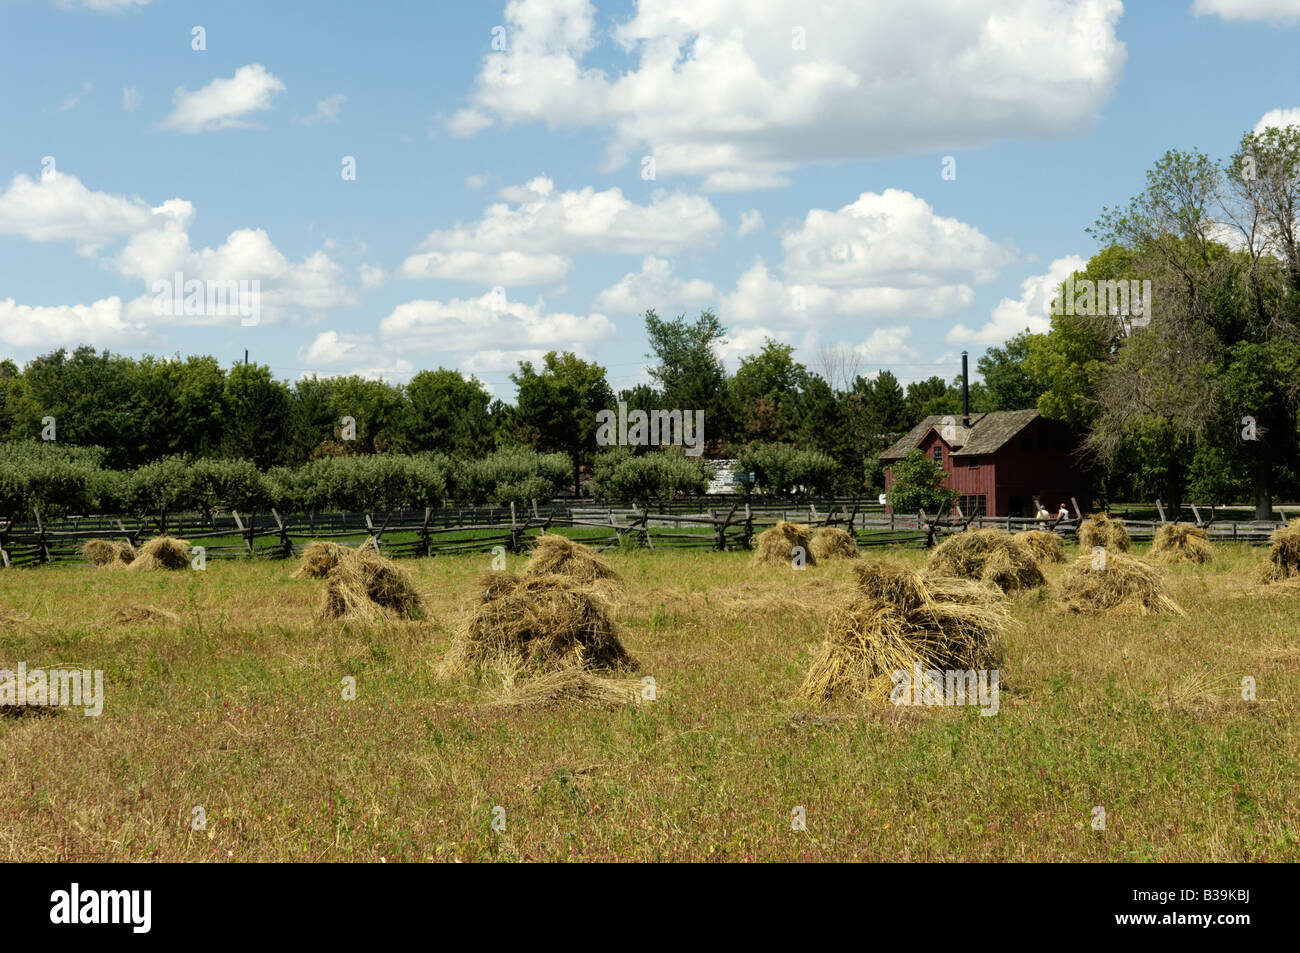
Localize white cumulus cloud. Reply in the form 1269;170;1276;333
159;63;286;133
399;175;724;284
946;255;1086;346
1192;0;1300;22
453;0;1126;189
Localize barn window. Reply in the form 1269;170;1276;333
933;445;942;461
960;494;988;516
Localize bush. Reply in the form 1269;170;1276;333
736;443;837;497
592;447;708;502
455;449;568;506
886;449;956;515
0;441;105;517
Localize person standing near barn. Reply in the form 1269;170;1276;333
1056;503;1070;521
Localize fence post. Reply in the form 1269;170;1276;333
1155;499;1167;523
271;508;292;559
420;507;432;556
33;508;50;565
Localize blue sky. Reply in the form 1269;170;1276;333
2;0;1298;398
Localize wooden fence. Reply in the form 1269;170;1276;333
0;496;1287;568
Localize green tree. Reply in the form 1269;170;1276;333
219;363;292;467
129;355;226;464
328;376;408;454
403;368;493;456
511;351;614;494
977;333;1041;411
8;347;138;468
729;339;806;442
887;448;956;515
643;309;735;449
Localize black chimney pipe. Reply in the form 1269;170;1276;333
961;350;970;427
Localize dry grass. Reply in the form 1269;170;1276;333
1150;523;1213;566
81;539;136;568
489;668;645;709
1078;513;1131;553
525;534;619;584
1058;552;1184;615
441;572;636;681
1018;530;1067;564
292;541;351;579
1260;518;1300;582
1;542;1296;862
798;559;1007;705
111;605;182;625
926;528;1046;593
751;521;814;568
808;527;859;561
125;536;190;572
321;542;423;622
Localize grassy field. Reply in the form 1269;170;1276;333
0;539;1297;862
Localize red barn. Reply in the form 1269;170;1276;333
880;409;1090;518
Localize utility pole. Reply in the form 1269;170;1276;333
244;349;248;366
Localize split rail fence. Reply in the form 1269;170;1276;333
0;496;1286;568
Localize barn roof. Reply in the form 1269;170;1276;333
879;409;1041;461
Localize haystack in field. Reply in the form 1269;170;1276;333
125;536;190;572
1260;518;1300;582
926;528;1045;593
82;538;136;568
442;572;636;679
490;668;645;709
1078;513;1131;553
525;534;619;583
1058;553;1183;615
1150;523;1212;565
320;542;423;622
809;527;859;561
797;559;1007;704
1018;530;1067;564
292;540;351;579
751;521;815;567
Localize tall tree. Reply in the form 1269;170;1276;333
9;347;138;468
511;351;614;494
729;338;806;442
404;368;494;456
220;363;292;467
977;333;1042;411
643;309;735;450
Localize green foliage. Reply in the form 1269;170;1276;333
511;351;614;492
0;440;105;517
404;368;494;455
591;447;708;502
454;448;569;506
643;309;735;448
977;333;1041;411
887;449;956;515
735;443;837;497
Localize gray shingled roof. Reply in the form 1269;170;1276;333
879;409;1041;460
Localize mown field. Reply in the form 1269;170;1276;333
0;539;1297;862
